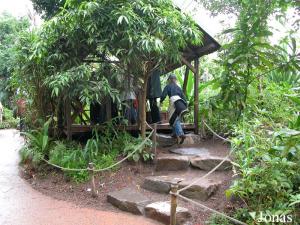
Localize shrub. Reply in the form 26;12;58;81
225;83;300;224
0;107;19;129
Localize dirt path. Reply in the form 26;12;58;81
0;129;158;225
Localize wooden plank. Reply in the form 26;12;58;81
181;57;196;74
194;59;200;135
64;123;195;134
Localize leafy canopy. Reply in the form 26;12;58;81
13;0;202;126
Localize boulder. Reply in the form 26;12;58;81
107;188;151;215
156;154;190;171
145;201;191;225
190;156;232;171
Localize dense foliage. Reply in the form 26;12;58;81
0;13;29;106
193;0;300;223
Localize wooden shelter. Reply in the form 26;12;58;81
63;26;220;140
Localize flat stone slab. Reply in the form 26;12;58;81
157;134;201;147
142;175;221;201
156;154;190;171
169;147;209;156
142;176;184;193
157;134;176;147
179;179;221;201
107;188;151;215
145;201;191;225
191;156;232;171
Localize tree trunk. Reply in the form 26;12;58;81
140;77;148;138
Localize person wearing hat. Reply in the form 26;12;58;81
160;74;188;144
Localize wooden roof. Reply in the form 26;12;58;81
165;25;221;73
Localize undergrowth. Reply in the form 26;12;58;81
0;107;19;129
20;119;153;182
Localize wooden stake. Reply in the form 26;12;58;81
201;115;206;138
170;184;178;225
152;123;157;161
88;162;98;198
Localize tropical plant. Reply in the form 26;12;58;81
198;0;298;118
123;133;154;162
21;119;52;163
20;118;52;167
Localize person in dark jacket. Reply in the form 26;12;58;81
147;69;162;123
161;74;187;144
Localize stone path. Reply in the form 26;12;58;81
0;129;158;225
106;133;232;224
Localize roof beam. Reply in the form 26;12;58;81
181;57;196;74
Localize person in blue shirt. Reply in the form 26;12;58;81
160;74;188;144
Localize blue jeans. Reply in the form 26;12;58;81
172;117;184;137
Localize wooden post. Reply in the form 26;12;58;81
57;96;64;137
152;123;157;160
170;184;178;225
201;115;206;138
183;66;190;97
106;97;112;121
88;162;98;198
65;98;72;140
194;59;200;135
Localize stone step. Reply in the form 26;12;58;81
156;133;201;147
145;201;191;225
142;173;222;201
191;156;232;171
156;154;190;171
169;147;209;156
107;188;152;215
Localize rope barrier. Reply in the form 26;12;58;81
177;151;233;193
92;130;153;172
203;121;231;142
172;122;246;224
42;128;154;173
145;121;154;131
176;194;247;225
42;158;88;172
178;122;233;193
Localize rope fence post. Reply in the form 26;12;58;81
201;114;206;138
152;123;157;160
88;162;98;198
170;183;178;225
